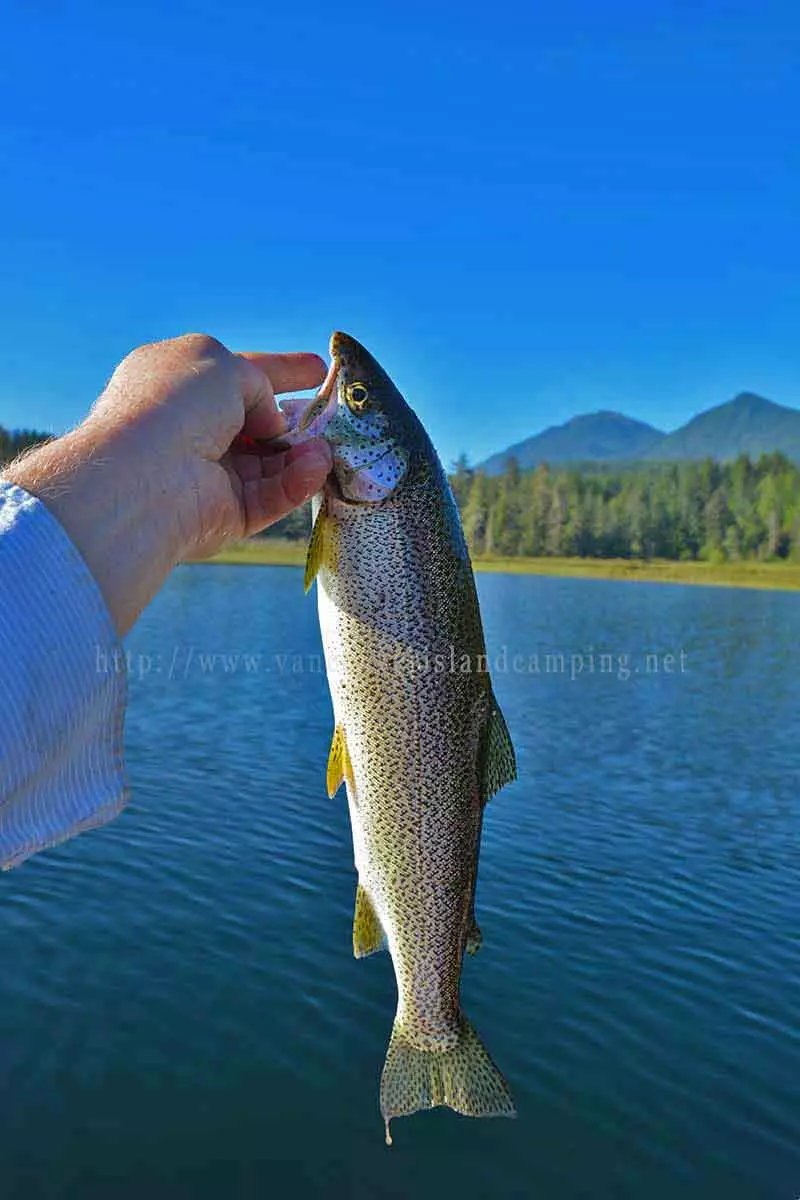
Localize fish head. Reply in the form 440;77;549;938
271;332;424;503
323;331;413;504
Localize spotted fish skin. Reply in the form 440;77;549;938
308;332;517;1143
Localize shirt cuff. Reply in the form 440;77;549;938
0;480;128;868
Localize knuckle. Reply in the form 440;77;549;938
119;339;156;367
119;333;227;373
175;332;228;360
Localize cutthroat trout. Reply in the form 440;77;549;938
294;332;517;1143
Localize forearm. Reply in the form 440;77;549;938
4;417;182;637
0;480;128;868
2;336;331;637
0;333;330;869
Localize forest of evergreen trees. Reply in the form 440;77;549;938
2;423;798;562
0;425;50;463
263;451;800;562
449;453;800;562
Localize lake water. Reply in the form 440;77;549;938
1;566;798;1198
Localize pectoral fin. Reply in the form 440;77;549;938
326;724;355;798
353;882;385;958
304;502;334;593
479;697;517;804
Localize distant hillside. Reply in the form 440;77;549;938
646;393;800;462
480;411;664;475
480;392;800;472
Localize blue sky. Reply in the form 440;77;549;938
1;0;798;467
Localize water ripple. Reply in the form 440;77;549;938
0;568;797;1198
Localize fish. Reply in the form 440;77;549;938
296;332;518;1144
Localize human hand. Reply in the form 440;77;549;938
4;333;332;636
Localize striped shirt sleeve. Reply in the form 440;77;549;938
0;480;128;868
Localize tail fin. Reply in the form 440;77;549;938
379;1014;515;1145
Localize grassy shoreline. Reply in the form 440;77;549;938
193;540;800;592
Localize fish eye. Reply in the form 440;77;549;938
346;382;370;411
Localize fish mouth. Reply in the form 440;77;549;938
253;331;357;450
294;356;339;435
329;330;350;360
260;355;339;450
330;329;373;372
273;330;363;443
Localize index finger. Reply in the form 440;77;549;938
238;351;327;394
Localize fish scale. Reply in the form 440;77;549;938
302;331;518;1144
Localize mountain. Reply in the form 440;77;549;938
645;392;800;462
480;411;664;475
479;392;800;473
